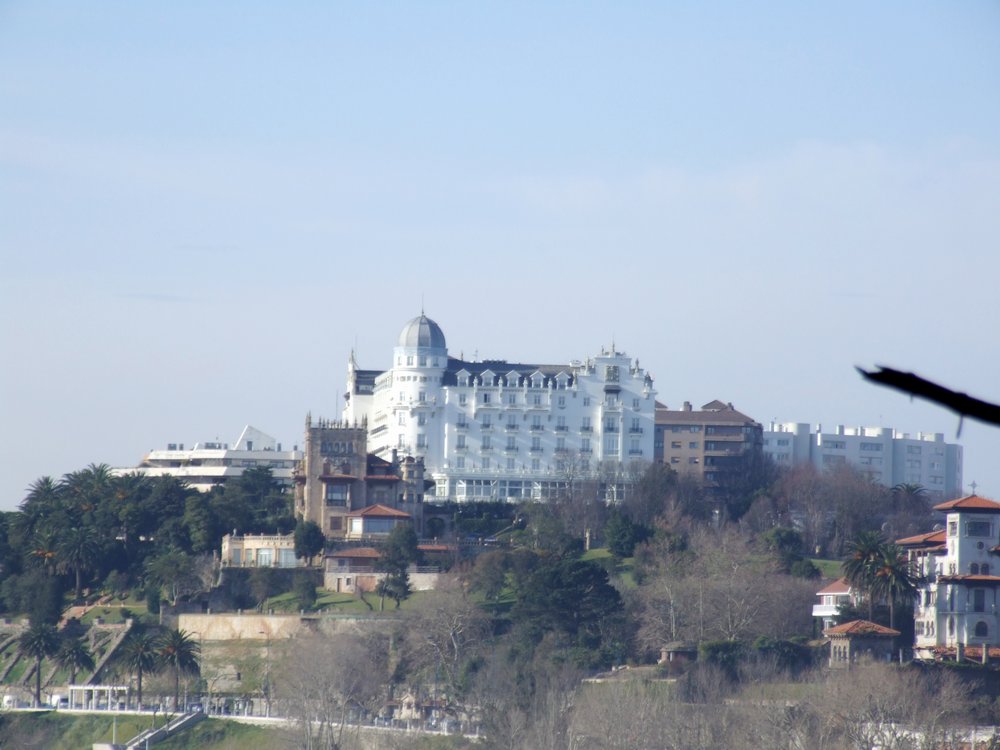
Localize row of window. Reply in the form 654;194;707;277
453;414;641;431
453;456;588;473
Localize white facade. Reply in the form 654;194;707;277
812;578;855;631
114;425;302;492
901;495;1000;660
342;315;657;502
764;422;962;499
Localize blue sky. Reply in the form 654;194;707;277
2;2;1000;509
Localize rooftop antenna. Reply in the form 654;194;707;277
421;294;425;316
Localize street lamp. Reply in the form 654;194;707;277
257;628;271;717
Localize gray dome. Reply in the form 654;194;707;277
397;315;446;350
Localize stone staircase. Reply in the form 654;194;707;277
86;619;134;684
124;711;206;749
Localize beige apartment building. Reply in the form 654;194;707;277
654;400;763;491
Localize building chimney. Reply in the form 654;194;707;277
683;401;692;412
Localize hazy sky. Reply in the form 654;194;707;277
2;2;999;510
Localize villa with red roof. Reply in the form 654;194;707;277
813;578;857;632
897;494;1000;661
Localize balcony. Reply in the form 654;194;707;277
629;427;644;434
456;422;469;430
529;447;543;454
580;447;592;454
604;426;619;433
579;426;593;433
480;424;494;432
503;447;519;454
530;425;544;432
554;425;568;432
505;424;519;431
629;449;644;456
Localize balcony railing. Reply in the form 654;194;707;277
554;425;568;432
629;427;644;434
579;426;593;433
530;425;544;432
505;423;519;431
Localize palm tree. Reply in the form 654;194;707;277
872;543;922;630
18;624;60;707
29;528;60;576
56;637;95;686
156;628;200;712
117;630;160;708
843;530;886;619
57;527;101;601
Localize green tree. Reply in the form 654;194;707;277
871;543;921;630
293;520;325;566
604;511;651;558
512;556;624;663
157;628;200;711
843;530;887;620
117;629;161;708
145;549;203;606
18;623;60;706
293;570;318;610
376;524;419;610
56;637;95;685
57;526;101;601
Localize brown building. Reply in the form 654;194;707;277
294;414;430;538
654;400;763;492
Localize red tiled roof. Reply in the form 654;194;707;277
816;578;851;595
417;544;452;553
930;645;1000;660
330;547;380;559
937;575;1000;584
896;529;946;546
348;503;412;518
934;495;1000;513
824;620;900;637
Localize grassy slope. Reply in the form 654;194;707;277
0;714;474;750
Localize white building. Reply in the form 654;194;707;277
812;578;856;632
899;495;1000;661
114;425;302;492
342;315;657;502
763;422;962;499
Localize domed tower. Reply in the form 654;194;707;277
394;314;447;366
374;314;448;463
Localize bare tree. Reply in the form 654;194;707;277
273;629;389;750
400;575;490;702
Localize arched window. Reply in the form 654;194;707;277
972;563;980;575
976;621;989;638
949;617;955;635
984;564;991;576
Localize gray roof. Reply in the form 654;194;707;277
398;315;447;350
442;358;575;387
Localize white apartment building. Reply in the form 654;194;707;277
899;495;1000;661
763;422;962;499
342;314;657;502
114;425;302;492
